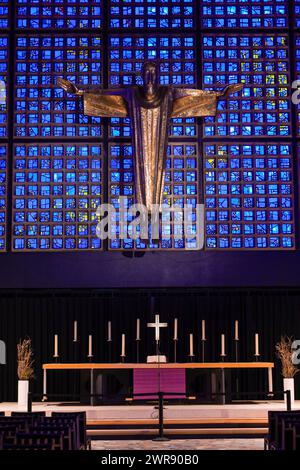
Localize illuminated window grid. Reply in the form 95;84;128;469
201;0;288;29
16;0;102;29
108;34;197;139
204;142;294;250
109;0;194;29
295;0;300;28
108;142;199;250
0;144;7;251
109;116;198;139
14;35;102;138
202;34;290;138
0;36;8;137
0;1;9;29
12;143;102;251
294;35;300;136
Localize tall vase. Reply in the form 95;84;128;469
283;378;295;407
18;380;29;408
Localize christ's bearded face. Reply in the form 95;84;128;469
142;63;158;97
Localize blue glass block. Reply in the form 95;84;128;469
109;35;195;88
204;142;294;250
12;144;102;251
16;1;102;29
0;144;6;250
15;35;102;138
0;1;9;28
203;33;290;138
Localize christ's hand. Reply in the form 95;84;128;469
218;84;243;99
57;78;83;95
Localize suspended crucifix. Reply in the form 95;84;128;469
57;63;242;212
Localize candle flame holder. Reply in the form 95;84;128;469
234;339;239;363
53;356;59;363
189;354;195;363
173;338;178;363
254;354;261;362
107;340;112;363
87;355;93;363
120;355;126;363
201;338;206;363
220;354;227;362
136;339;140;363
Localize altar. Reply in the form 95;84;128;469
42;362;274;406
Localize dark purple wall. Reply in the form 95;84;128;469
0;251;299;288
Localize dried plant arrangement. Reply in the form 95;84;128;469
275;336;299;379
17;338;34;380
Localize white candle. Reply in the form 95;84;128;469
235;320;239;341
202;320;206;341
221;334;225;356
73;321;78;342
108;321;111;342
255;333;260;356
88;335;93;357
54;334;58;357
174;318;178;341
121;334;125;357
136;319;140;341
189;334;194;357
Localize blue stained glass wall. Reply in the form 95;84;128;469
0;144;7;250
109;0;194;29
202;34;290;138
295;35;300;136
16;0;102;29
12;144;102;250
204;142;294;249
0;36;8;138
0;1;8;29
0;0;298;252
295;0;300;27
15;35;102;138
202;0;288;29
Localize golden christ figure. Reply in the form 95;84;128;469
58;63;242;212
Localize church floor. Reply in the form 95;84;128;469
91;438;264;451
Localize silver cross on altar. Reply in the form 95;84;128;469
147;315;168;342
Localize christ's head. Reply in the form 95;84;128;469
142;62;158;97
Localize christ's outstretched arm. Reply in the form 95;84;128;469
57;78;128;118
172;83;243;118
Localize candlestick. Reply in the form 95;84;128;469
234;320;239;341
174;337;178;363
201;320;206;341
88;334;93;358
121;333;125;358
174;318;178;341
108;321;112;342
136;318;140;341
73;321;78;343
108;340;112;363
234;338;239;363
221;334;226;358
53;334;59;358
136;338;140;363
201;338;206;363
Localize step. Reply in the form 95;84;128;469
88;427;267;439
87;418;267;429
